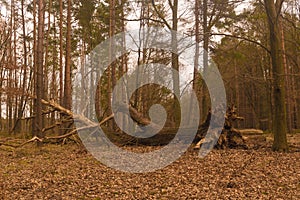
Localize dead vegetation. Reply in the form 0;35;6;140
0;138;299;199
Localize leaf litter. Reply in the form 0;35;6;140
0;135;299;200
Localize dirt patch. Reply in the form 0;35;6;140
0;136;299;199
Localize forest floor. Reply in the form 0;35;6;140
0;133;299;199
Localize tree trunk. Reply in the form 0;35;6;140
107;0;116;130
64;0;72;110
171;0;180;125
58;0;64;135
189;0;200;126
7;0;14;133
281;21;292;133
264;0;288;151
51;10;58;135
59;0;64;107
31;0;37;136
13;0;28;133
60;0;73;135
34;0;45;142
201;0;209;121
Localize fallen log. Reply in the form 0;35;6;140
238;129;264;135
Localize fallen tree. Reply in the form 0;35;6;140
0;100;250;149
107;103;249;148
0;99;114;148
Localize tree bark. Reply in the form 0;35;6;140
31;0;38;136
264;0;289;151
201;0;209;121
59;0;64;106
171;0;180;125
64;0;72;110
281;21;292;133
34;0;45;142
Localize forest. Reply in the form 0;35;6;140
0;0;299;199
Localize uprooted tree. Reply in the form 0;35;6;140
194;105;247;150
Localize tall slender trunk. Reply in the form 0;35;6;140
171;0;180;125
43;0;53;130
13;0;18;133
120;1;128;131
44;0;53;99
7;0;14;134
107;0;116;129
34;0;45;141
189;0;200;126
51;11;58;134
64;0;72;110
13;0;28;133
31;0;38;136
60;0;72;134
264;0;288;151
201;0;209;121
290;61;298;129
59;0;64;107
281;22;292;133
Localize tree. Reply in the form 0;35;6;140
107;0;116;129
33;0;45;140
59;0;64;108
64;0;72;110
201;0;209;120
13;0;30;133
151;0;180;125
264;0;288;151
201;0;238;120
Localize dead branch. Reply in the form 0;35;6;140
0;98;115;148
45;115;113;140
0;136;43;148
42;124;57;133
115;102;161;130
18;136;43;147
